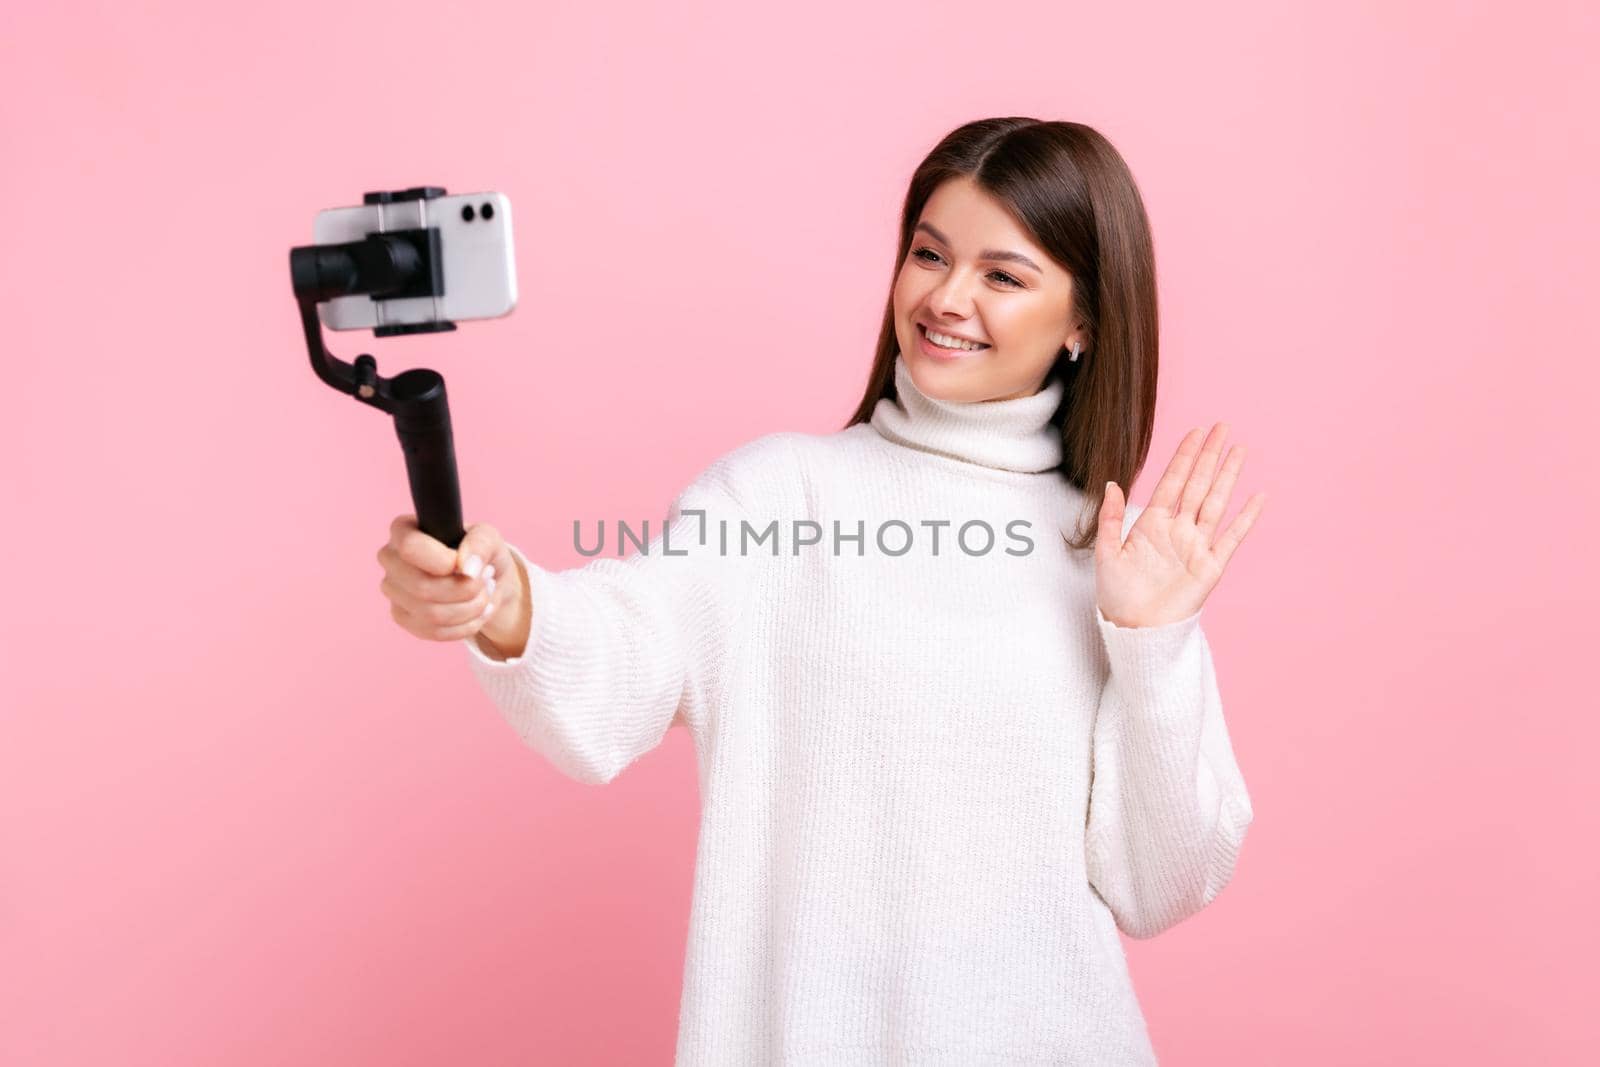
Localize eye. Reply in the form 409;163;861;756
911;247;1023;288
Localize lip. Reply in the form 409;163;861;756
916;322;989;361
917;321;990;346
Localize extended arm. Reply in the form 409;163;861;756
461;441;784;785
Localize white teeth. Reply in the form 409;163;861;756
925;327;988;351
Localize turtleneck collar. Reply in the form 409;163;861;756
868;354;1066;474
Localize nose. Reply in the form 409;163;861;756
927;268;978;319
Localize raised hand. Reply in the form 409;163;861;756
1094;422;1266;629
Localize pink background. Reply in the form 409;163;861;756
4;1;1597;1063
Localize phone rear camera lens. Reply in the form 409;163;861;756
481;202;495;220
461;204;476;222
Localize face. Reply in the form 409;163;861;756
892;175;1083;402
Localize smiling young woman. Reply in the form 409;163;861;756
434;116;1262;1067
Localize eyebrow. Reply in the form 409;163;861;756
913;222;1043;274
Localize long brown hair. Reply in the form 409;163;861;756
843;118;1160;552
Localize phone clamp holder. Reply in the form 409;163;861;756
289;186;468;549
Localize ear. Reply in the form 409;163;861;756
1061;318;1089;360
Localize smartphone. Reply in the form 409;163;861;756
313;190;517;331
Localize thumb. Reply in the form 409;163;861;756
1096;481;1125;566
454;522;504;580
392;513;462;578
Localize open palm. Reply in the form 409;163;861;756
1095;422;1267;629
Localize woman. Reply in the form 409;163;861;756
380;117;1266;1065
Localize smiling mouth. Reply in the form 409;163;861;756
918;323;991;350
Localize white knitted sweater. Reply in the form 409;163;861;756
464;354;1254;1065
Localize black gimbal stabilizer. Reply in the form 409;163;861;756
289;187;466;549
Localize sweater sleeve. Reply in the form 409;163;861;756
1083;599;1255;940
460;441;779;786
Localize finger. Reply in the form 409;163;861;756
1197;443;1246;542
481;540;517;590
1145;427;1207;517
383;570;497;629
1178;422;1230;523
390;514;460;578
391;599;494;643
1096;480;1126;567
1211;491;1267;571
378;542;481;605
454;522;505;580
